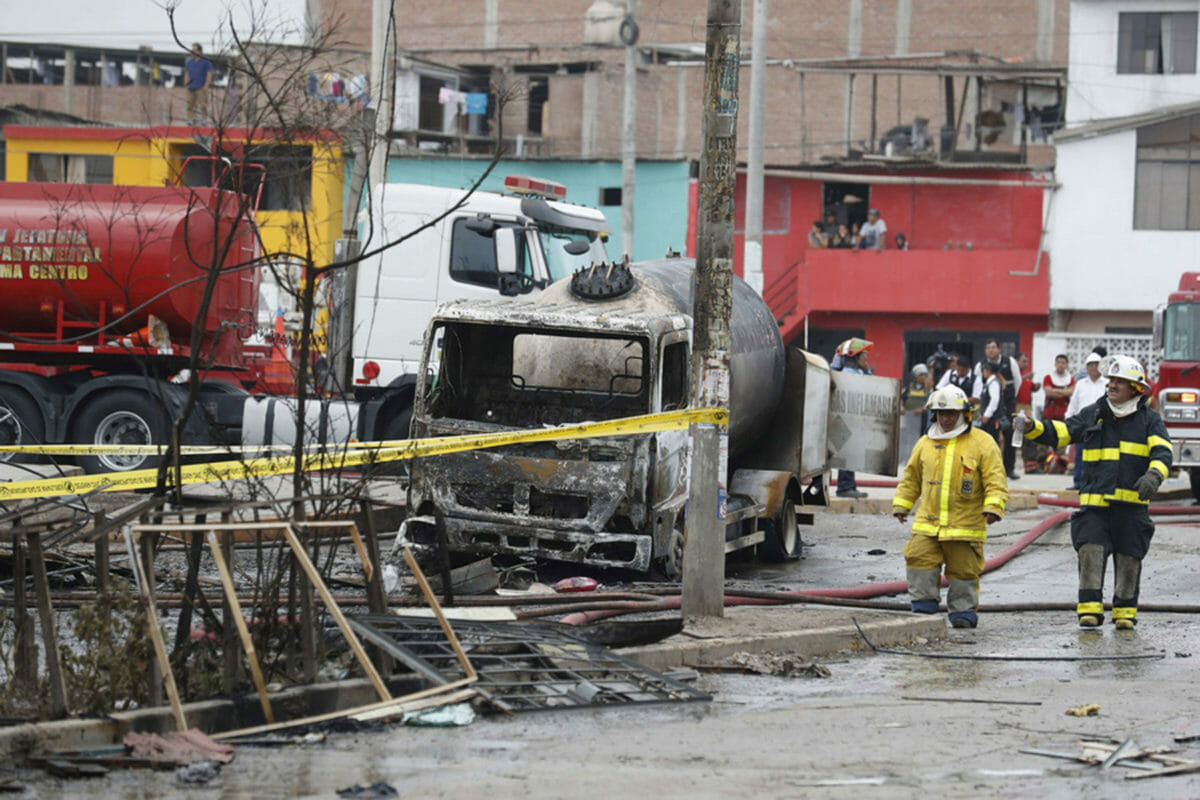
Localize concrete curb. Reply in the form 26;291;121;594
618;609;947;671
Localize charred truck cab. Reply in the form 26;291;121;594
404;258;900;576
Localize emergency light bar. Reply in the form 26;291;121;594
504;174;567;200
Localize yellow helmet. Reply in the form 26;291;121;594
926;385;972;419
1104;355;1151;394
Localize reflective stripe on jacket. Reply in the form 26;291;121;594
892;427;1008;541
1027;399;1171;508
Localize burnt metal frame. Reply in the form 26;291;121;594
346;614;710;713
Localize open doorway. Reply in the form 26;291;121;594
822;182;871;231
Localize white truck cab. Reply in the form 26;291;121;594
351;175;611;391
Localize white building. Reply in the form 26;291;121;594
1041;0;1200;376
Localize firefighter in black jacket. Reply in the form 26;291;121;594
1014;355;1171;629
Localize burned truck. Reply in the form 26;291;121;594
401;258;899;577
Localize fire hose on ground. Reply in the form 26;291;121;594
548;495;1200;625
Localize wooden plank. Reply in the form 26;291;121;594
280;524;391;702
220;527;239;693
350;687;477;722
12;535;36;690
212;678;476;740
27;533;68;716
1127;761;1200;780
403;546;477;681
129;531;187;732
206;531;275;724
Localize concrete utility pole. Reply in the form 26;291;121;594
620;0;638;260
682;0;741;620
743;0;767;296
368;0;394;195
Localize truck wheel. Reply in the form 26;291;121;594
1191;468;1200;504
375;405;413;477
757;499;802;562
660;525;685;581
72;391;169;474
0;388;45;464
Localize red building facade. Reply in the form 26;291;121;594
687;168;1051;380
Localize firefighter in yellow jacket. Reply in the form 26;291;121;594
892;385;1009;628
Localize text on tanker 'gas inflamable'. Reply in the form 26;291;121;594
0;228;101;281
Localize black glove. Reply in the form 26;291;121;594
1134;470;1163;501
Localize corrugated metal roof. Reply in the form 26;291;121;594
1055;100;1200;143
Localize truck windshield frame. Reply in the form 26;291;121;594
1164;301;1200;361
423;321;651;427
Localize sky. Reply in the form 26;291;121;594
5;0;309;53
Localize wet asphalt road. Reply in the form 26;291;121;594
25;491;1200;799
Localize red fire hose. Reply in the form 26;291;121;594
559;496;1200;625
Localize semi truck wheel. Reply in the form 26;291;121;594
757;499;802;562
72;391;169;473
0;387;45;463
375;405;413;477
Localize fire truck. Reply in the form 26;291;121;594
1154;271;1200;501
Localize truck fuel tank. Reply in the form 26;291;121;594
532;258;785;456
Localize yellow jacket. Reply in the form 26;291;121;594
892;427;1008;541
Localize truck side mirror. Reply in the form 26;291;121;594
494;227;526;296
1153;304;1165;351
495;227;518;275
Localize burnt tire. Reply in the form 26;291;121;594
0;387;46;464
757;499;802;562
661;524;685;582
71;390;170;474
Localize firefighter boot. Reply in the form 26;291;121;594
907;568;941;614
1076;543;1107;628
946;578;979;628
1112;553;1142;630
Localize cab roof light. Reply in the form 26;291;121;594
504;174;567;200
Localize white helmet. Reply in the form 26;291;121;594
926;385;972;419
1104;355;1151;394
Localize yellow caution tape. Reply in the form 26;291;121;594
0;407;728;501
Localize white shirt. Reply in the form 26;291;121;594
859;218;887;249
971;355;1020;401
979;375;1001;420
1066;373;1107;417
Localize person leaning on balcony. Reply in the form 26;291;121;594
829;223;854;249
858;208;888;251
1014;355;1171;629
895;232;909;250
807;220;828;248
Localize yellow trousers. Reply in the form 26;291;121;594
903;534;984;581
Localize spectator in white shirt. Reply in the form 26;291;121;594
1065;352;1108;490
858;208;888;251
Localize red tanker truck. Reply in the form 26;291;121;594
0;181;266;473
0;170;617;475
1154;271;1200;501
